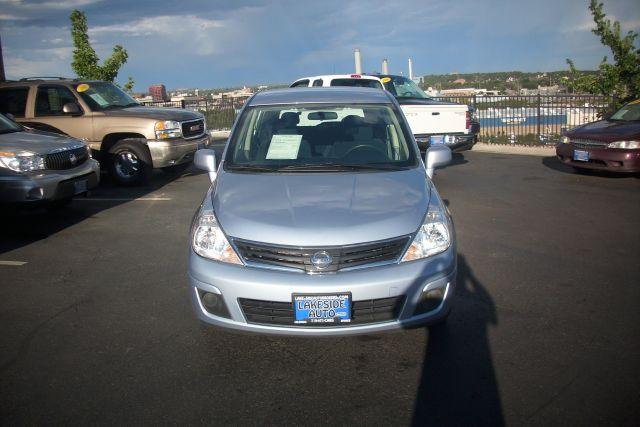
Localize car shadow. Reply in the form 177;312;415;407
541;156;638;179
411;254;504;426
0;166;200;256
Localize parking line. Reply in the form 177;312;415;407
0;261;27;266
76;197;172;201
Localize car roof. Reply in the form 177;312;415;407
0;79;103;87
294;74;383;82
248;87;394;106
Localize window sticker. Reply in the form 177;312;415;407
381;77;391;83
89;93;109;107
266;134;302;159
76;84;90;92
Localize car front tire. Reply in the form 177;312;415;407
108;139;152;186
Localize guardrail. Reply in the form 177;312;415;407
432;94;615;145
141;94;616;145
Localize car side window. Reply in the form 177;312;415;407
290;80;309;88
35;85;79;117
0;87;29;118
312;79;323;87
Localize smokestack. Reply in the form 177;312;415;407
354;48;362;74
382;58;389;74
0;35;5;82
408;58;413;80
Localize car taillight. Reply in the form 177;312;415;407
466;111;471;130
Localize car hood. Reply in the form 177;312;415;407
102;106;203;121
213;167;430;247
0;129;84;154
567;119;640;142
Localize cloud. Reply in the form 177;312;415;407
0;0;104;9
90;15;225;55
0;13;27;20
562;16;640;33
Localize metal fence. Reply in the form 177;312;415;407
432;94;615;145
141;94;616;145
140;97;247;130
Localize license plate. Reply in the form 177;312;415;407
429;135;445;145
293;293;351;324
73;179;87;194
573;150;589;162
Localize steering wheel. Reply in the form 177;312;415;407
342;144;388;162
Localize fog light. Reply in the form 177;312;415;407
26;187;43;200
414;287;445;315
199;291;231;318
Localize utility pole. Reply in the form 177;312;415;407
0;34;6;82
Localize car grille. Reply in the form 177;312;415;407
238;296;406;327
45;146;88;170
232;236;411;273
570;138;608;149
181;119;205;139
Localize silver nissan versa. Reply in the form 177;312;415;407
189;87;455;336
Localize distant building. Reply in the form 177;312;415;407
452;78;466;85
132;93;153;103
438;88;499;97
519;85;564;96
149;84;168;102
170;94;199;103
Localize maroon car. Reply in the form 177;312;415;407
556;99;640;173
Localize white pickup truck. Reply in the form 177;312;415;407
290;74;479;152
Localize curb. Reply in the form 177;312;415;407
471;143;555;157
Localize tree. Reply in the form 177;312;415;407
566;0;640;105
70;10;135;92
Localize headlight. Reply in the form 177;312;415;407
560;136;570;144
192;209;242;264
401;195;451;262
607;140;639;149
0;150;45;172
154;120;182;139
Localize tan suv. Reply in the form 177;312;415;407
0;78;210;185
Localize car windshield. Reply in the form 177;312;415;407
0;113;23;134
382;75;430;99
609;101;640;121
329;78;384;89
225;103;417;172
74;82;140;111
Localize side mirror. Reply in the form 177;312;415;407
194;149;217;182
62;102;82;115
424;145;452;178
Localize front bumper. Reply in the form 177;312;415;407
147;133;210;168
415;133;477;152
0;159;100;204
189;246;457;336
556;144;640;173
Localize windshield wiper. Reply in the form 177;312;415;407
227;165;277;172
276;162;397;171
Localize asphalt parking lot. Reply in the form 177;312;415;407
1;148;639;425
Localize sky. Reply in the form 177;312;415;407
0;0;639;92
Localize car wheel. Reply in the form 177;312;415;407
108;139;152;186
161;162;190;174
